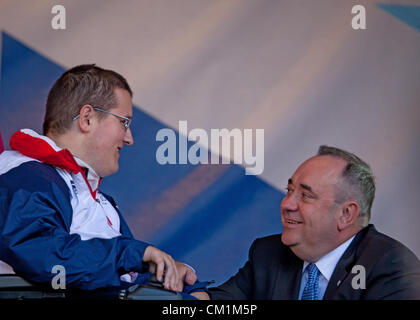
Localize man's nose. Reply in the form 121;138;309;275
124;128;134;146
281;192;298;212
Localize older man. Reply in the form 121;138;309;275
193;146;420;299
0;64;196;292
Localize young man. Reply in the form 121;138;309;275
0;64;196;292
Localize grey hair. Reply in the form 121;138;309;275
317;145;375;226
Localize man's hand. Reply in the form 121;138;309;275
191;291;210;300
143;245;179;291
175;261;197;292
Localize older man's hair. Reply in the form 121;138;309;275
317;145;375;226
43;64;132;136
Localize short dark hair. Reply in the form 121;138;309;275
43;64;132;135
317;145;375;225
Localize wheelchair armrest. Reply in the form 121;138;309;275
119;284;183;300
0;274;35;288
0;274;183;300
0;274;65;299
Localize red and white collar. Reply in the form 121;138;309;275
10;129;101;196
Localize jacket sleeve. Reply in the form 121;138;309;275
208;240;257;300
0;161;149;290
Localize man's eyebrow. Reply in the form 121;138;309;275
300;183;313;192
287;179;318;198
300;183;319;198
288;179;312;191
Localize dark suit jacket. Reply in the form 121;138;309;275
208;225;420;300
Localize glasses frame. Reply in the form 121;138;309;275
73;106;131;129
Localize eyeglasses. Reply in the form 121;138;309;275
73;106;132;129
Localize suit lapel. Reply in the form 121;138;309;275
323;248;356;298
323;225;373;299
271;248;303;299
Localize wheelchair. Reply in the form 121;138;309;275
0;274;183;300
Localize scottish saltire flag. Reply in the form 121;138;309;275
0;0;419;285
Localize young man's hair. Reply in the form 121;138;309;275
43;64;133;135
317;145;375;226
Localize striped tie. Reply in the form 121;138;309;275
301;263;320;300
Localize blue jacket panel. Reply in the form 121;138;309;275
0;160;149;290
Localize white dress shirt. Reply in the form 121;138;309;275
298;235;355;300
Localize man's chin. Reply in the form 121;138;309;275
108;166;119;176
281;232;299;247
99;165;119;178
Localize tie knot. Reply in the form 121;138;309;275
306;263;320;282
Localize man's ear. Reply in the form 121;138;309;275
75;105;94;133
337;201;359;231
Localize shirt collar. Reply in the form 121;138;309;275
303;235;356;281
72;155;101;191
